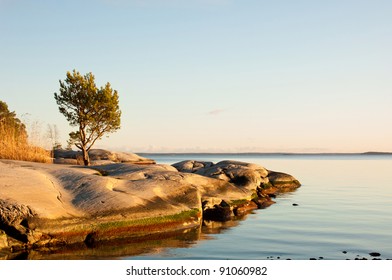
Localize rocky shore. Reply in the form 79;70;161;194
0;150;300;254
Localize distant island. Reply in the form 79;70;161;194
138;152;392;156
362;151;392;155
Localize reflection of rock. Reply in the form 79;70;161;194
0;158;300;254
0;227;202;260
201;219;242;235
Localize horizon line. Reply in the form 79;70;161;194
136;151;392;155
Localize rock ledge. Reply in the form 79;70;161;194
0;158;300;252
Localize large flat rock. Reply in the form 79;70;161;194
0;158;300;251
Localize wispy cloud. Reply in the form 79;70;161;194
208;109;226;116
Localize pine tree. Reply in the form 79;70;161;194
54;70;121;166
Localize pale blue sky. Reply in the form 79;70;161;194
1;0;391;152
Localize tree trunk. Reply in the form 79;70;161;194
82;147;90;166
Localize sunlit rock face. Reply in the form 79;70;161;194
172;160;301;221
172;160;300;193
53;149;156;165
0;158;300;252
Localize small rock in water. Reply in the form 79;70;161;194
309;258;317;260
292;203;299;206
342;251;347;254
203;204;232;222
369;252;381;257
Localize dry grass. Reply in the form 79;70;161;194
0;122;52;163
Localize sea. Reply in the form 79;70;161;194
125;153;392;260
8;153;391;260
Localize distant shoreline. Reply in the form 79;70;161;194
138;152;392;156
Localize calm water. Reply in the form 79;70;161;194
127;154;392;260
10;154;391;260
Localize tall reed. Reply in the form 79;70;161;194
0;121;52;163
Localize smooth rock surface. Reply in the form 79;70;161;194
172;160;300;193
173;160;269;192
0;158;300;251
267;171;301;191
53;149;156;165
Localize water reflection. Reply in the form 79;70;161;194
2;228;200;260
0;215;250;260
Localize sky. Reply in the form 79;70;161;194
1;0;391;153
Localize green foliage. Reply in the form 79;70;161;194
54;70;121;165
